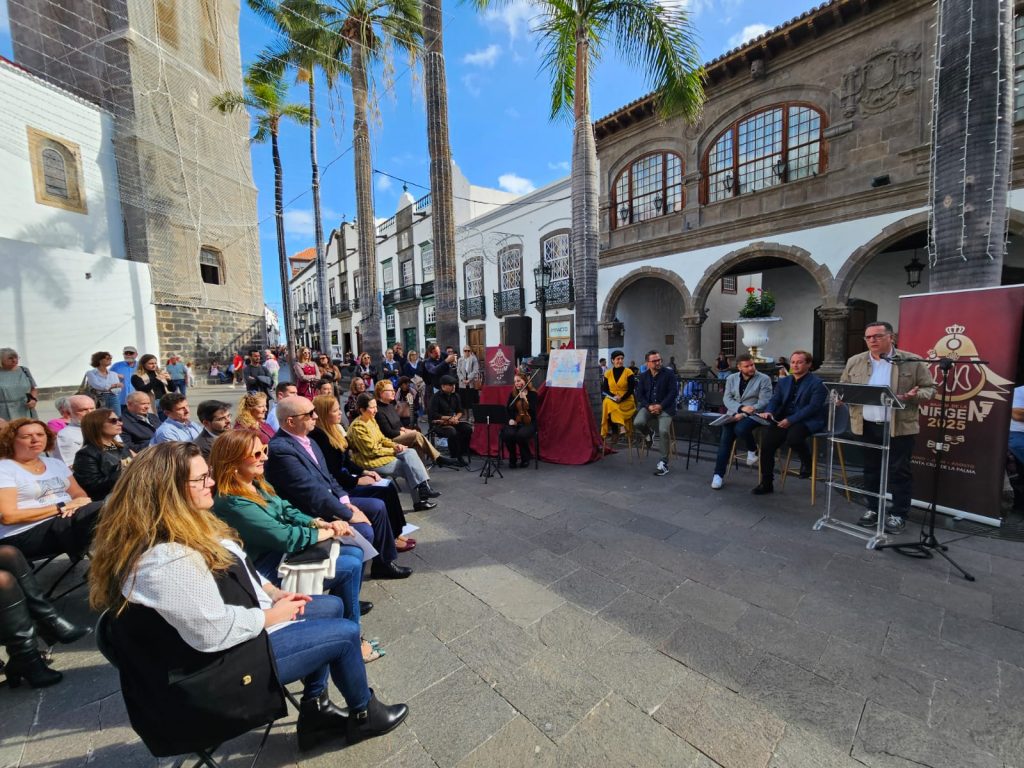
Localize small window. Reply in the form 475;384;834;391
498;246;522;291
199;247;224;285
385;311;396;330
381;259;394;292
41;148;69;198
611;152;684;229
421;241;434;281
27;128;86;213
401;259;414;286
720;322;737;358
542;232;572;280
721;276;737;294
156;0;179;49
464;256;483;298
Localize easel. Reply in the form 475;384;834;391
813;382;905;549
472;404;506;484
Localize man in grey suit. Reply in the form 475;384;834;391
711;354;773;489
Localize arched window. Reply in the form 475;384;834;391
611;152;683;229
41;148;69;198
541;231;574;307
498;246;522;291
464;256;483;298
703;103;826;204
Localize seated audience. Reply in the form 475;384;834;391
266;382;298;432
348;393;440;511
47;397;71;435
374;380;448;468
120;392;160;452
0;544;89;688
264;397;411;579
54;395;96;464
309;396;415;553
193;400;233;460
152;393;202;444
72;409;133;500
600;351;636;440
752;350;828;495
88;442;408;755
345;377;367;424
501;373;538;468
236;392;275;444
0;419;100;561
710;354;773;490
395;377;421;427
428;376;473;466
633;350;678;477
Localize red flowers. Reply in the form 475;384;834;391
746;286;756;294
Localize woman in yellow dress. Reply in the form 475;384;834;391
600;351;637;439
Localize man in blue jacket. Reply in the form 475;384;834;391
753;350;827;495
633;350;679;476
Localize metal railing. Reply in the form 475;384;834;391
459;295;486;322
493;286;525;317
542;277;574;308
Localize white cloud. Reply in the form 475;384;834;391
548;161;570;172
498;173;535;195
727;23;770;50
481;1;535;43
282;207;339;237
376;174;393;192
462;73;482;98
463;44;501;68
505;107;521;119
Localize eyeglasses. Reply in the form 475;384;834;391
249;447;269;460
188;473;213;486
291;409;316;419
124;352;136;357
863;334;890;341
106;417;122;424
649;358;662;363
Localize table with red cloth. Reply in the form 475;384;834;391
469;385;603;465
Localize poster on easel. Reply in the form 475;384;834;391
545;349;587;389
483;345;516;386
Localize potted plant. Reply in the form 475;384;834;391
736;287;780;361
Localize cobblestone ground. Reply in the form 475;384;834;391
2;383;1022;767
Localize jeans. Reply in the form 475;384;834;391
96;391;121;416
253;544;364;622
713;416;759;476
269;594;370;708
170;380;187;398
861;422;915;515
376;452;429;504
633;409;673;461
717;371;730;380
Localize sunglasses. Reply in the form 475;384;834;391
249;447;269;460
291;409;316;419
106;416;122;424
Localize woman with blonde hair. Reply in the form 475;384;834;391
373;379;450;468
88;442;408;755
235;392;275;444
344;377;367;423
292;347;320;400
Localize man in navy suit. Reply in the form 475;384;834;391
265;396;412;579
752;350;828;495
120;391;160;451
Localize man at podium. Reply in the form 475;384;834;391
840;321;935;534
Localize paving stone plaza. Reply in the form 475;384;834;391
1;383;1022;767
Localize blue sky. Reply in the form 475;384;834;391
0;0;814;312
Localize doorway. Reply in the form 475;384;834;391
467;326;486;362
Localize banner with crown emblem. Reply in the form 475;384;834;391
898;286;1024;522
483;345;516;386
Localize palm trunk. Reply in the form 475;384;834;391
928;0;1011;289
272;126;296;363
572;25;601;413
350;38;382;361
309;76;331;353
422;0;459;351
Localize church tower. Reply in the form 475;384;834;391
7;0;265;364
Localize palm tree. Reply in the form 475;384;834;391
421;0;459;350
472;1;704;409
318;0;421;362
248;0;348;352
211;70;312;362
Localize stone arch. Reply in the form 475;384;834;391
601;266;692;323
692;242;833;314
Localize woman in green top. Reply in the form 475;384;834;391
0;349;38;421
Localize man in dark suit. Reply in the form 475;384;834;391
265;396;411;579
121;391;160;452
193;400;232;460
752;350;828;495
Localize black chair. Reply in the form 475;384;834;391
95;611;300;768
684;389;726;469
31;552;88;601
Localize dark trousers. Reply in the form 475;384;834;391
327;496;397;564
435;422;473;459
713;417;759;476
757;423;812;485
500;423;536;464
459;386;479;412
0;502;101;560
861;422;915;515
350;482;407;537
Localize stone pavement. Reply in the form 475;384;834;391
2;399;1023;767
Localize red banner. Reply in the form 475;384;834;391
898;286;1024;522
483;345;516;386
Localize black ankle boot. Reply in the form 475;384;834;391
417;482;440;500
14;567;90;646
296;692;348;751
347;691;409;744
0;601;62;689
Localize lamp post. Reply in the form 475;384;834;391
533;261;552;357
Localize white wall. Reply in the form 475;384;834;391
846;247;932;332
760;266;824;359
614;277;685;366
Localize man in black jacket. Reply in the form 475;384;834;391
428;376;473;466
121;392;159;451
634;350;679;476
242;350;272;396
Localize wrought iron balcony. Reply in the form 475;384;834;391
352;297;360;311
330;302;340;316
459;296;486;322
384;284;421;305
542;277;575;309
420;280;434;297
492;286;525;318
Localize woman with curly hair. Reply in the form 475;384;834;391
235;392;275;444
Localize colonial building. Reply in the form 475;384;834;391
8;0;266;375
595;0;1024;377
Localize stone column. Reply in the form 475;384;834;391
817;306;850;380
680;313;707;378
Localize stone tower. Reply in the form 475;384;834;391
7;0;265;365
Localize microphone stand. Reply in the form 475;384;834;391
875;356;983;581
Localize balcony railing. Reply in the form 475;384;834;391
414;193;431;214
492;286;525;317
352;297;360;311
330;302;340;316
420;280;434;297
459;295;486;322
377;216;396;240
384;284;421;305
542;277;575;309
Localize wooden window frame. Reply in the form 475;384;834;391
199;246;225;285
721;276;737;294
610;151;685;230
720;322;737;359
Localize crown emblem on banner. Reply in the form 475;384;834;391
945;324;966;335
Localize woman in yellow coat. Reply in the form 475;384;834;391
601;351;637;438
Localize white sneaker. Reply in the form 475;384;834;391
711;474;723;490
654;460;669;476
746;451;758;466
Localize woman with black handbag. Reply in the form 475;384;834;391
88;441;408;756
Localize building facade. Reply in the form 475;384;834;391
8;0;266;372
595;0;1024;377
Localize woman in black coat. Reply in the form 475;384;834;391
72;409;133;500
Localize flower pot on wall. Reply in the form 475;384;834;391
736;317;781;361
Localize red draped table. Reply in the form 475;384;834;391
470;385;603;465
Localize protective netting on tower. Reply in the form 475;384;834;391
7;0;264;314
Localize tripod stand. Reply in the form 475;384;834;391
875;357;984;582
472;404;506;484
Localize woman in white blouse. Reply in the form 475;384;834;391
85;351;124;416
88;441;408;754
